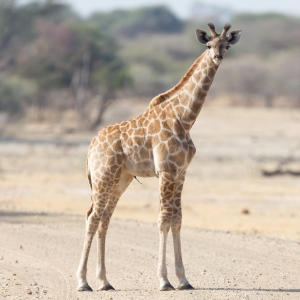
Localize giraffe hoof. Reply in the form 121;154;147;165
99;284;115;291
178;283;194;290
77;283;93;292
159;283;175;291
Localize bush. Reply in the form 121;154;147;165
0;75;35;115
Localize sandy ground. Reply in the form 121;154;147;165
0;104;300;299
1;213;300;300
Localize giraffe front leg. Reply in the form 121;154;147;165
158;225;174;291
157;172;176;291
172;224;194;290
171;173;194;290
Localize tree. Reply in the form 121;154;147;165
0;1;132;128
70;24;132;129
89;6;184;39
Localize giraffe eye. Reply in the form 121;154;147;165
207;45;211;49
225;45;230;50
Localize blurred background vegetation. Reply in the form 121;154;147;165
0;0;299;131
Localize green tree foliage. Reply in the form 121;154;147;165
0;0;132;127
71;23;132;94
211;13;300;105
0;0;78;59
229;13;300;57
0;1;299;128
89;6;184;38
15;19;131;93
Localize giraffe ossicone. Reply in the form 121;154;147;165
76;23;242;292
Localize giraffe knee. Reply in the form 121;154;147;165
171;223;181;233
158;218;172;232
97;209;113;235
172;215;182;227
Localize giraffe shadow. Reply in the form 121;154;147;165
0;210;48;217
0;210;56;224
197;287;300;293
94;287;300;293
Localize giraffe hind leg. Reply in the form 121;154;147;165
77;206;102;292
96;172;134;291
77;169;123;291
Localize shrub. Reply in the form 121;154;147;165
0;75;35;115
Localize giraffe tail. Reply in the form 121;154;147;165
86;203;93;219
86;156;92;190
86;155;93;220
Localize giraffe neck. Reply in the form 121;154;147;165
173;50;219;130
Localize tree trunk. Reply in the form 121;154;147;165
89;94;111;130
70;50;91;129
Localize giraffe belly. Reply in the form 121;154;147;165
123;157;156;177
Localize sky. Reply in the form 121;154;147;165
18;0;300;18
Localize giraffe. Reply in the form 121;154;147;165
76;23;242;292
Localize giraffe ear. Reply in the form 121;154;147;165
227;30;242;45
196;29;211;44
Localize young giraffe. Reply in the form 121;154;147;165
77;23;242;292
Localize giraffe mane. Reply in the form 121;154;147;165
147;51;207;110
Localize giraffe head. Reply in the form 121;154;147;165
196;23;242;65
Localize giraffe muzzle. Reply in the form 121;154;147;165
214;54;223;60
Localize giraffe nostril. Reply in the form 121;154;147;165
214;55;222;59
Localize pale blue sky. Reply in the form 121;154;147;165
19;0;300;18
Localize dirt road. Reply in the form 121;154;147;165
1;212;299;300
